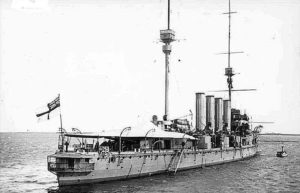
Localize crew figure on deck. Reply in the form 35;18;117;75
65;141;69;152
203;122;213;135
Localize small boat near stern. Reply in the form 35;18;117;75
276;146;288;157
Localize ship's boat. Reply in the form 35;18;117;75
46;0;263;186
276;146;288;157
276;151;288;157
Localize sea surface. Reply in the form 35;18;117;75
0;133;299;193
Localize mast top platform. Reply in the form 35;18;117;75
225;67;235;76
160;29;175;43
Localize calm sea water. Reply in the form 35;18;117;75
0;133;299;193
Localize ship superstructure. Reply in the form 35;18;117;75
47;0;261;186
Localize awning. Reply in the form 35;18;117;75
65;121;195;140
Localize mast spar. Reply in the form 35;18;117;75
160;0;175;121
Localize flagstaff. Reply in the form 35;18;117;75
35;94;64;151
58;94;64;152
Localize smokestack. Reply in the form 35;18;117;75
223;100;231;132
215;98;223;133
196;93;206;131
206;95;215;132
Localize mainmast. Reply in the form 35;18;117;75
160;0;175;120
223;0;242;101
224;0;234;101
214;1;254;100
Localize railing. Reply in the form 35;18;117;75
48;162;94;172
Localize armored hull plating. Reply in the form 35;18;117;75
49;145;258;186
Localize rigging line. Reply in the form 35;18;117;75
173;72;181;97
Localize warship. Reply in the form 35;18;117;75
46;0;262;186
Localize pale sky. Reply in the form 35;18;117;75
0;0;300;134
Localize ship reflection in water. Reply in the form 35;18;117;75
0;133;299;193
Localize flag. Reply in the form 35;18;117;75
36;95;60;120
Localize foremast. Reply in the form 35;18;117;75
160;0;175;121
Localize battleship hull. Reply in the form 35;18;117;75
53;145;258;186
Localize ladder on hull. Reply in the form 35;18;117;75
168;148;184;174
